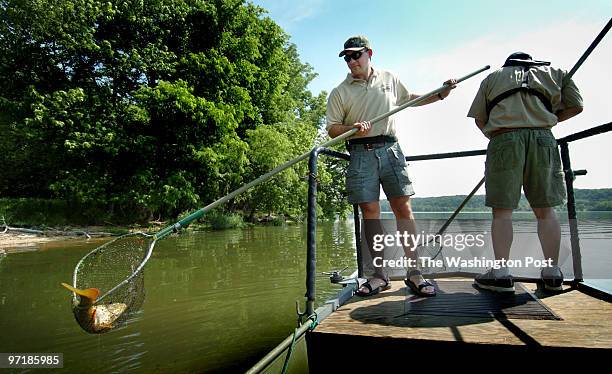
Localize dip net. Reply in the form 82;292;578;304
68;232;156;333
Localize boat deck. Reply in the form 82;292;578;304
308;279;611;367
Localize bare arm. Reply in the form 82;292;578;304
327;122;371;139
475;118;486;130
556;106;583;122
413;78;457;106
475;118;490;139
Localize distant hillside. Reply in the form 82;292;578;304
379;189;612;212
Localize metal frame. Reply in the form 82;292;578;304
305;122;612;311
557;122;612;282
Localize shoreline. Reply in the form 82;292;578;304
0;231;110;253
0;221;249;252
0;232;66;252
0;226;123;252
0;231;58;247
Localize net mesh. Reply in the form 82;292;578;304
70;233;154;334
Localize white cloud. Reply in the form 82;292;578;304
387;20;611;197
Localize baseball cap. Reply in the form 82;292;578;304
503;51;550;67
339;36;371;57
506;52;533;61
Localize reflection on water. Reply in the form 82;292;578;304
0;216;610;372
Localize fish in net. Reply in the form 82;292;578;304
62;233;155;334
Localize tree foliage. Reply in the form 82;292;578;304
0;0;349;222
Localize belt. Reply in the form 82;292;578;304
489;127;541;138
346;135;397;150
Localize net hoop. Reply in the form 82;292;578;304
71;232;156;305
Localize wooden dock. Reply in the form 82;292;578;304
308;279;611;368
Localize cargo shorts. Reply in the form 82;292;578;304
346;142;415;204
485;128;566;209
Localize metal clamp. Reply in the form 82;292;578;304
295;300;308;326
321;266;349;284
574;169;587;177
565;169;588;181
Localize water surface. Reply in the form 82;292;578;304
0;215;610;372
0;222;356;373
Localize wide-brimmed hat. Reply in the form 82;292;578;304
339;35;371;57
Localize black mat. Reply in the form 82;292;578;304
404;281;561;320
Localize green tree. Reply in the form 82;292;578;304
0;0;346;222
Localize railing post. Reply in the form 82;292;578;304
559;141;583;282
353;204;363;278
306;147;322;316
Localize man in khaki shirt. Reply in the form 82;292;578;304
467;52;583;293
327;35;455;297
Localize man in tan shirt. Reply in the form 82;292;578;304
327;35;455;297
468;52;583;293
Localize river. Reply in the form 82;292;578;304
0;214;610;372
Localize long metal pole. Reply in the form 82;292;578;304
566;18;611;81
429;177;485;260
559;141;583;281
153;65;491;240
245;319;313;374
558;19;611;281
353;204;364;278
306;147;321;315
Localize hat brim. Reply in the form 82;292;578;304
504;58;551;67
339;47;366;57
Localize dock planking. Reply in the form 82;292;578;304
308;278;611;365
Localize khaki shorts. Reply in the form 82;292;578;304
485;128;566;209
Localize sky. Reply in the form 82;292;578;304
251;0;611;197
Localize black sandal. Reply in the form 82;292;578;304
356;278;391;297
404;270;436;297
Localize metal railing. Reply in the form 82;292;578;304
304;121;612;314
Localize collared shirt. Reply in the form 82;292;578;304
467;66;583;135
326;67;411;138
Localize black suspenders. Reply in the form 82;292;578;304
486;65;553;117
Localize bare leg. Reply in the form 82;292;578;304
492;208;513;261
358;201;387;293
389;196;434;294
532;207;560;265
388;196;417;261
474;207;515;292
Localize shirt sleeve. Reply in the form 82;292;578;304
467;78;489;121
560;72;583;110
326;88;345;130
395;76;412;106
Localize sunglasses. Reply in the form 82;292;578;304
343;49;368;62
